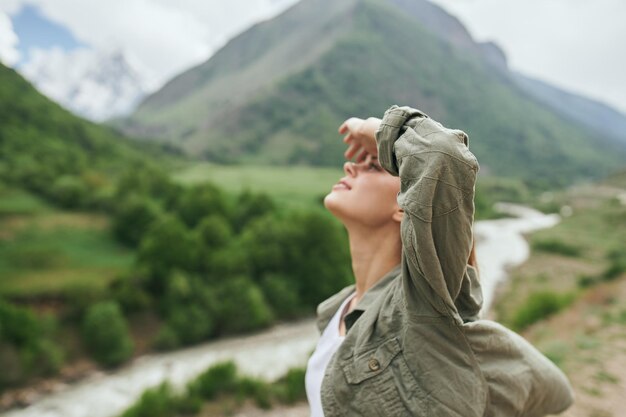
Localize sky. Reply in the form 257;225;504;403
429;0;626;114
0;0;625;114
0;0;300;90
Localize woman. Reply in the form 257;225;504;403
305;105;574;416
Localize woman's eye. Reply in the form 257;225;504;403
368;163;382;171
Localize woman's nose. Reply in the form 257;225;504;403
343;161;357;176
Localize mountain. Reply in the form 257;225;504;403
390;0;626;148
0;62;159;200
19;49;148;122
511;72;626;147
119;0;626;187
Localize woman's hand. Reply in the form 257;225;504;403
339;117;381;162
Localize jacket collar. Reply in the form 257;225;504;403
315;264;402;334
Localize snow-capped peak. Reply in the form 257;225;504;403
19;47;151;122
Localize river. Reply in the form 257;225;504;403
1;203;559;417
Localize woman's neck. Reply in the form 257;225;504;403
345;223;402;304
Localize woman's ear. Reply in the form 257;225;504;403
392;208;404;223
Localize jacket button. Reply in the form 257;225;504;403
368;358;380;371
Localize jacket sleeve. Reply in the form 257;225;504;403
375;105;480;324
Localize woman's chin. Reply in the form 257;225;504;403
323;192;336;210
324;192;343;213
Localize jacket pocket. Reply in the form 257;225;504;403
343;337;402;384
340;337;427;416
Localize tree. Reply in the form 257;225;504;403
233;190;276;232
82;301;134;367
113;196;162;246
173;183;229;228
260;273;301;318
196;215;232;248
214;277;274;334
137;215;197;294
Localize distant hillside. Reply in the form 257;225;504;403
0;63;163;203
512;73;626;147
120;0;626;187
388;0;626;153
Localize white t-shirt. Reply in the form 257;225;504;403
305;292;356;417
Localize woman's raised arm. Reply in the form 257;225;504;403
374;105;480;323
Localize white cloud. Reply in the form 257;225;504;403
0;9;20;65
0;0;23;14
2;0;300;118
429;0;626;114
6;0;300;90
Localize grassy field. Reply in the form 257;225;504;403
170;162;533;217
171;162;344;209
492;182;626;417
0;188;134;298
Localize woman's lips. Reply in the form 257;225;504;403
332;180;352;190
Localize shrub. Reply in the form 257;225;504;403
260;273;301;318
187;361;238;400
174;183;228;228
238;377;272;409
166;304;213;345
273;367;307;404
113;196;162;247
137;215;196;293
114;166;181;208
511;291;574;331
531;239;581;257
119;362;308;417
233;190;276;232
199;244;250;278
213;277;274;334
196;215;232;248
0;299;42;346
20;338;64;377
120;382;187;417
82;301;134;367
0;300;64;387
50;175;89;208
241;210;351;309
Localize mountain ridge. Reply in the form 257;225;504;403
119;0;626;186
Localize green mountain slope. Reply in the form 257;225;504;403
121;0;626;187
0;63;163;203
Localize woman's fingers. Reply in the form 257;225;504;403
355;149;369;163
344;143;362;160
338;120;350;134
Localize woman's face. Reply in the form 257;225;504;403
324;155;401;228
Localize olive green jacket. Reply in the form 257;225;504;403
317;105;574;416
